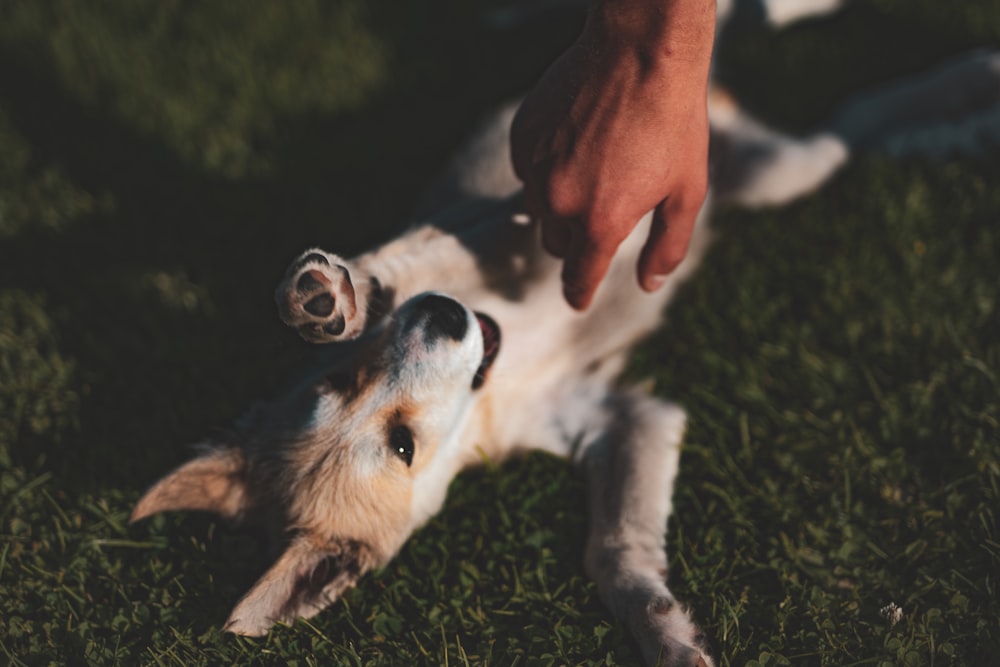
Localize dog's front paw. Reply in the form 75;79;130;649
275;249;373;343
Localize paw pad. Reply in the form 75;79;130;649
304;293;335;318
275;250;366;343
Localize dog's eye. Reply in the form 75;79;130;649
389;425;414;467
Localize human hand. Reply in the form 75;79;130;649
510;0;715;309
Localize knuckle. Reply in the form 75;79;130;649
581;202;634;239
672;184;708;221
690;176;709;202
541;171;584;219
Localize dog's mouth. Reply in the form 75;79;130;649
472;312;501;390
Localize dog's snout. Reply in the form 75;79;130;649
417;294;468;341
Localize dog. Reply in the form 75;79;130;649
130;1;1000;664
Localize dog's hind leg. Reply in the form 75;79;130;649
828;50;1000;159
578;391;713;667
755;0;847;28
711;50;1000;209
717;0;847;30
708;86;850;208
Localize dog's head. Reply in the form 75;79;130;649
130;292;500;635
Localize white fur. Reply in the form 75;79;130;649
134;2;1000;663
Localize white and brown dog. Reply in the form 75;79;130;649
131;2;1000;664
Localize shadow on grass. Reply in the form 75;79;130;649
0;6;582;494
1;0;985;495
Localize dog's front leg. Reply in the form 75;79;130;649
273;248;385;343
275;197;541;343
272;229;472;343
274;227;504;343
581;393;713;667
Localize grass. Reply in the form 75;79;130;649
1;1;998;665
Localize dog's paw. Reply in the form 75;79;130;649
275;249;371;343
640;597;715;667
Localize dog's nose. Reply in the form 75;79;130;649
418;294;468;341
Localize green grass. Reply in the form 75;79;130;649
1;1;998;665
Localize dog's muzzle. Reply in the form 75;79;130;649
414;294;469;342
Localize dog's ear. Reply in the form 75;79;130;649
130;446;248;523
224;536;377;636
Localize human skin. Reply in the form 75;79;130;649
510;0;716;310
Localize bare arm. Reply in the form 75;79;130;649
510;0;715;309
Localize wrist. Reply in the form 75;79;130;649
584;0;716;66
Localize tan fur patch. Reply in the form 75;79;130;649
281;393;418;560
287;447;413;561
130;447;247;523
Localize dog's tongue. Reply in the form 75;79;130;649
472;313;501;390
477;313;499;357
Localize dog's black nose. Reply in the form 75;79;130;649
418;294;468;342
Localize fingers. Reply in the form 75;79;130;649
522;168;617;309
528;170;707;305
541;217;572;258
638;190;706;292
561;231;617;310
522;178;572;258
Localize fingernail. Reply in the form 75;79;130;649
644;274;668;292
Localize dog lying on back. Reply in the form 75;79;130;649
131;2;1000;664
